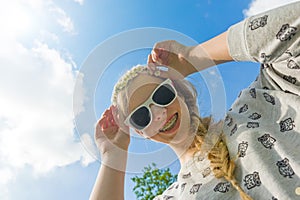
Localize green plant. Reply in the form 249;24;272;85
131;163;177;200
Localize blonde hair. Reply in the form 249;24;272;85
113;65;252;200
112;65;148;105
192;118;252;200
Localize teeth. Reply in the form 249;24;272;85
159;113;178;132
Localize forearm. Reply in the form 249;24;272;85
89;153;127;200
185;1;300;74
184;31;233;76
198;31;233;66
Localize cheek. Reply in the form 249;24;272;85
176;97;187;114
170;98;180;110
177;98;191;129
141;123;159;137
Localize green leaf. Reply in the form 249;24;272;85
131;163;177;200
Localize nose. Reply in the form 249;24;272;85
150;105;167;121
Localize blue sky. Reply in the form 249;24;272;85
0;0;297;199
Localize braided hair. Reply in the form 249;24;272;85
190;116;253;200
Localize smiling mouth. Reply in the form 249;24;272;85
159;113;178;132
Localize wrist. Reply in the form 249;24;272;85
187;45;216;72
101;149;128;172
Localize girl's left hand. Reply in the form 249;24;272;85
147;40;195;78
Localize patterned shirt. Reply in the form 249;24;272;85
154;2;300;200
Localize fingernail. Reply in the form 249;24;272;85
151;52;157;60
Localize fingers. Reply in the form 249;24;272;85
147;48;170;79
151;49;162;64
147;40;181;75
147;54;156;66
111;105;122;127
148;41;172;66
106;106;117;127
96;107;118;132
94;106;131;154
111;105;130;134
153;40;173;52
95;116;119;145
149;48;170;66
147;55;159;75
153;48;170;65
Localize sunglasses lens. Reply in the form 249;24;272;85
129;106;151;130
152;84;176;105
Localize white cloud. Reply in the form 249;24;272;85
38;30;60;44
73;72;86;116
0;38;93;173
80;133;99;166
0;0;91;198
50;6;76;34
0;0;77;38
243;0;299;17
0;167;14;200
23;0;45;10
0;1;33;38
74;0;85;5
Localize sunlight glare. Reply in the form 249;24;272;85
0;1;33;37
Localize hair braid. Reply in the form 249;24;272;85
188;115;209;151
208;138;253;200
189;115;252;200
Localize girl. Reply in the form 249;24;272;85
90;2;300;200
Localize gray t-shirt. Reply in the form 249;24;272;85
154;2;300;200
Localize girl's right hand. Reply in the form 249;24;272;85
94;105;130;157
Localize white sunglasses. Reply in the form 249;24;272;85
124;79;177;131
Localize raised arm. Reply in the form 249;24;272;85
148;1;300;77
147;31;232;77
89;106;130;200
90;155;127;200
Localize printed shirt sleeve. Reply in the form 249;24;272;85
227;1;300;64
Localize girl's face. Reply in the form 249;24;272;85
126;74;191;145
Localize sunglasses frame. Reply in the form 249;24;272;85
124;78;177;131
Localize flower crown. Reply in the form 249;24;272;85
111;65;161;105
